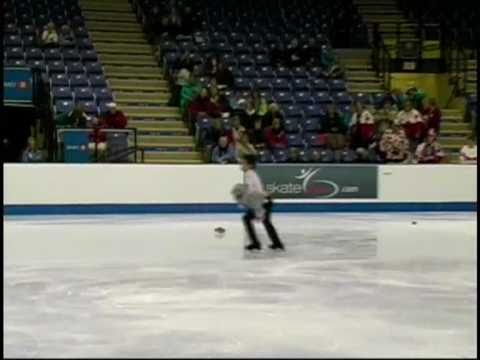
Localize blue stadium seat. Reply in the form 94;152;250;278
273;92;294;105
74;87;94;101
329;79;347;91
275;67;292;79
287;133;304;147
242;66;258;78
304;104;325;118
311;78;329;91
45;48;62;61
283;105;303;118
273;149;288;163
293;78;310;91
26;48;43;61
311;92;333;104
353;92;372;105
27;59;46;72
7;47;25;60
4;35;22;47
303;118;321;132
85;62;103;74
81;49;98;62
76;101;97;116
257;66;275;78
234;78;252;91
253;78;272;91
284;118;300;133
333;92;352;105
63;49;81;62
47;61;66;74
66;62;85;74
94;88;113;103
294;92;313;105
55;99;74;114
258;149;274;163
51;73;69;87
89;75;107;88
53;87;73;101
70;74;89;87
272;78;291;91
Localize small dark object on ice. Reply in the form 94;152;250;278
411;221;417;225
214;227;226;234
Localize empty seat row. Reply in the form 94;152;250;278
51;74;107;87
53;87;113;103
5;47;97;61
55;100;115;116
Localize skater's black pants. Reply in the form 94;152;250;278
243;198;282;247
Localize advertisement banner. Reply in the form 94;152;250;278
257;165;378;199
3;67;33;105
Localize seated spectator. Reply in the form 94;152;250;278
387;88;406;110
21;137;43;162
102;102;128;129
265;118;288;150
374;98;397;135
59;25;75;47
188;87;220;121
337;139;358;163
255;95;269;119
249;118;266;150
422;98;442;134
204;55;219;77
324;104;347;150
406;86;427;111
395;100;425;150
320;44;342;78
235;126;257;160
350;102;376;150
41;22;59;47
262;102;283;128
415;129;445;164
459;135;477;164
379;126;410;163
55;105;89;129
288;147;301;162
88;116;107;160
215;61;234;88
211;136;236;164
241;97;258;130
180;75;201;115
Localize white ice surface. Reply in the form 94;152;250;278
4;212;477;358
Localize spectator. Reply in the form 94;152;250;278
395;100;425;150
41;22;59;47
21;137;43;162
204;55;219;77
374;98;398;135
55;105;89;129
241;97;258;130
215;61;234;88
288;147;301;162
58;25;75;47
350;102;376;151
422;98;442;134
388;88;406;110
102;102;128;129
406;86;427;111
235;126;257;159
324;104;347;150
249;118;266;150
188;87;221;127
459;135;477;164
262;102;283;128
255;95;269;119
415;129;445;164
211;136;236;164
169;67;191;106
337;139;358;163
180;75;201;115
265;118;288;150
88;116;108;161
320;44;342;78
379;126;410;163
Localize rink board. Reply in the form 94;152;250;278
3;164;477;215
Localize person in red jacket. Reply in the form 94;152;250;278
188;87;221;120
265;117;288;150
103;102;128;129
422;98;442;135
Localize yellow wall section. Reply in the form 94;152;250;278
390;73;451;106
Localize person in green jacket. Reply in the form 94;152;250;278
180;76;201;116
54;105;89;129
406;86;427;111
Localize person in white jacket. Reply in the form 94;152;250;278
231;154;284;251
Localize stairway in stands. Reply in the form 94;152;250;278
78;0;202;164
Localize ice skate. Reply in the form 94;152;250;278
245;243;261;251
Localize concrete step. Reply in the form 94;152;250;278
138;135;194;145
80;2;131;12
105;67;163;79
346;70;377;77
438;136;468;145
139;150;202;162
95;43;152;54
129;120;185;129
82;11;136;22
347;75;380;82
115;91;169;101
89;31;145;42
136;127;189;136
441;122;470;131
121;105;179;117
348;82;384;90
344;64;374;71
85;22;142;33
110;79;168;91
141;158;204;164
440;129;473;136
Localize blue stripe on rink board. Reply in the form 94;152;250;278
3;202;477;215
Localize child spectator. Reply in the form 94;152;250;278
459;135;477;164
21;137;43;162
320;44;342;78
415;129;445;163
374;98;398;135
379;126;410;163
324;104;347;150
388;88;406;110
88;116;108;160
249;118;266;150
395;100;425;150
262;103;283;128
211;136;236;164
288;147;300;163
265;118;288;150
41;22;59;47
350;102;376;151
406;86;427;111
422;98;442;135
180;76;201;115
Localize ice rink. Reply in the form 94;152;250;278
4;212;477;358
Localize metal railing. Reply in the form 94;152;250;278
55;127;141;163
371;23;392;92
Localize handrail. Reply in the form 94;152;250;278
371;22;392;92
